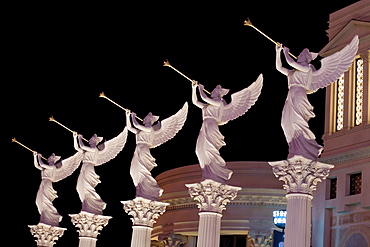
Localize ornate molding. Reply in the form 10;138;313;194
28;223;66;247
122;197;169;228
185;179;241;213
158;233;188;247
69;211;111;238
269;155;334;195
319;147;370;165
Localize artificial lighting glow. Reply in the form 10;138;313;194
355;58;363;126
336;74;345;131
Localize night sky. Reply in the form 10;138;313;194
5;1;359;246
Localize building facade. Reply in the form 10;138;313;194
152;162;287;247
312;0;370;246
151;1;370;246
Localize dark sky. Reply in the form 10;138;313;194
5;1;358;246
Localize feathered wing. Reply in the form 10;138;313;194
150;102;188;148
54;152;83;182
220;73;263;124
95;127;128;166
310;35;359;92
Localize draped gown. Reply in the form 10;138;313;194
282;66;323;160
196;103;233;184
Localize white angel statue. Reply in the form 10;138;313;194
275;35;358;160
126;102;188;201
33;151;82;226
192;74;263;184
73;127;128;215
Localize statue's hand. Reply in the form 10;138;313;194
33;151;38;156
125;110;131;117
192;81;198;89
276;43;283;52
283;46;290;55
73;131;78;137
198;83;204;90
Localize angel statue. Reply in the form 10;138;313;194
73;127;128;215
192;74;263;184
275;35;358;160
126;102;188;201
33;151;82;226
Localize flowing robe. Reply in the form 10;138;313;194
130;129;163;200
34;157;62;226
74;137;106;215
282;67;323;160
196;103;233;183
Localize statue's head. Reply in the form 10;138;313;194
89;134;103;147
298;48;318;64
211;85;229;99
143;112;159;126
48;153;61;165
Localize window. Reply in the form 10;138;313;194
329;178;337;199
355;58;363;126
336;74;345;131
349;173;362;195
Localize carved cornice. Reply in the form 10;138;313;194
161;189;287;211
269;155;334;195
28;223;66;247
69;211;111;238
122;197;169;227
319;146;370;165
185;179;241;214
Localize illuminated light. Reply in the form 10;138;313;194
336;74;345;131
273;209;287;229
355;58;363;126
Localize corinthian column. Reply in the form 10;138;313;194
186;179;241;247
122;197;169;247
29;223;66;247
269;155;333;247
69;211;111;247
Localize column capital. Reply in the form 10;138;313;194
122;197;169;228
185;179;241;213
28;223;66;247
69;211;111;238
269;155;334;195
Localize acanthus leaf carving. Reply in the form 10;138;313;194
269;155;334;195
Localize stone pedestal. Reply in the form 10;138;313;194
269;155;333;247
69;211;111;247
122;197;169;247
186;179;241;247
29;223;66;247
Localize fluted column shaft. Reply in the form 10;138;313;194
269;155;333;247
197;212;222;247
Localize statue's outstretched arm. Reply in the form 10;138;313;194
198;84;222;106
126;111;139;134
276;45;289;75
132;113;151;132
73;132;84;153
283;47;309;72
192;83;206;108
33;152;43;171
34;153;52;170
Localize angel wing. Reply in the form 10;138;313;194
220;73;263;124
150;102;188;148
54;152;83;182
95;127;128;166
310;35;359;92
